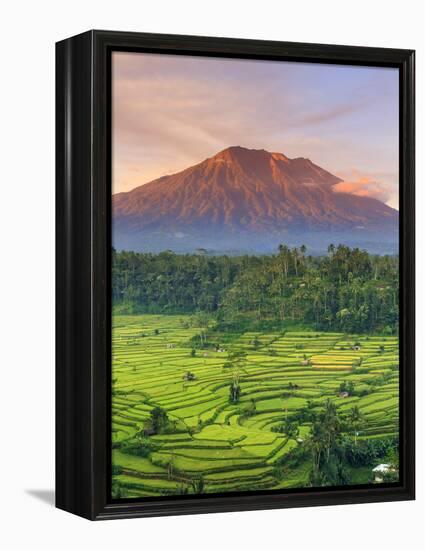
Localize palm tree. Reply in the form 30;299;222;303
348;406;363;445
167;453;175;480
321;399;340;461
292;247;299;276
278;244;290;276
229;370;241;403
193;311;210;346
191;475;205;494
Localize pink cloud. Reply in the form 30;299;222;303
332;173;393;204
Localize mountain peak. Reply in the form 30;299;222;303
212;146;314;170
213;145;285;158
113;146;398;254
214;145;246;155
212;145;268;160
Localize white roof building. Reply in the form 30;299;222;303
372;464;391;473
372;463;395;482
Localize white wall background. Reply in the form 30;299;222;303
0;1;422;548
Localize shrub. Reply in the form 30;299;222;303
341;436;398;467
111;482;123;499
120;437;155;457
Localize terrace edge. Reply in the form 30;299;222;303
55;30;415;521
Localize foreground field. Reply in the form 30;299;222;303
112;314;399;497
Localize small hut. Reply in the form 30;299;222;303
372;463;393;482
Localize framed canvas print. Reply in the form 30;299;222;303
56;30;415;520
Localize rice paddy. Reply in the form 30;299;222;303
111;314;399;498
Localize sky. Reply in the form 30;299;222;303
112;52;399;209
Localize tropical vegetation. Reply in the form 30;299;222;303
111;242;399;499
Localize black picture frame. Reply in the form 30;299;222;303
56;30;415;520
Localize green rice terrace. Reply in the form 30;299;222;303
111;314;399;498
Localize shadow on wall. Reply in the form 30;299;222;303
26;489;55;507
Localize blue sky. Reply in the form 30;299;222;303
112;52;399;208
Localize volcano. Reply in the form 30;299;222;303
112;146;398;254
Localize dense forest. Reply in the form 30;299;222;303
112;244;399;334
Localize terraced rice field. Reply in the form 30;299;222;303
112;314;399;497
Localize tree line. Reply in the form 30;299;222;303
112;244;399;333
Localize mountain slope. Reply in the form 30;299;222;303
113;146;398;254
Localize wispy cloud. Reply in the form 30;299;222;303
290;101;366;128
